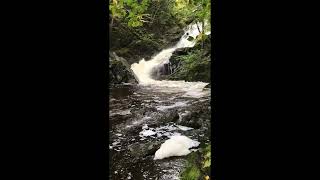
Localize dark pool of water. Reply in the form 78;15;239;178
109;84;211;179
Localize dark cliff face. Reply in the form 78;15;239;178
109;53;138;84
110;20;184;65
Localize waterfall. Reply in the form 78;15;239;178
130;22;211;97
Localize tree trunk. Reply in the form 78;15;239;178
109;16;114;47
201;0;205;49
201;19;205;49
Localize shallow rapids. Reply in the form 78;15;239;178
109;84;211;179
109;22;211;179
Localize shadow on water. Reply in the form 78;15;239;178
110;85;134;99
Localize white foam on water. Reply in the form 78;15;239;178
154;135;200;160
131;116;151;125
138;123;186;139
176;125;193;131
127;172;132;179
156;101;188;111
142;124;148;129
156;124;177;132
110;140;122;150
110;109;131;116
139;129;157;137
122;82;133;85
112;141;120;146
125;116;152;129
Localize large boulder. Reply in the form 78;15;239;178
176;102;211;129
109;52;138;84
158;109;180;124
128;141;163;158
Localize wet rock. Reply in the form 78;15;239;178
179;119;202;129
177;106;211;129
187;36;194;41
109;52;138;84
177;111;192;123
128;141;163;158
157;110;180;124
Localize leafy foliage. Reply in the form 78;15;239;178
203;144;211;169
180;152;201;180
109;0;211;29
109;0;212;84
169;47;211;82
171;0;211;45
180;144;212;180
181;165;201;180
171;0;210;25
109;0;150;27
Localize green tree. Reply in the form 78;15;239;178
171;0;211;48
109;0;151;28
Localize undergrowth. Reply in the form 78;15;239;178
180;144;212;180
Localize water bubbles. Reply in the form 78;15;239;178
127;172;132;179
142;124;148;129
156;101;188;111
112;141;119;146
140;129;157;137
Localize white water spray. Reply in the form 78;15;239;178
130;22;211;97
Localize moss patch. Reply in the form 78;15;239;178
180;152;201;180
180;143;212;180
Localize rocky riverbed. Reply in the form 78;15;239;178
109;84;211;179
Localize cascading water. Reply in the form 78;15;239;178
130;22;211;97
110;22;211;180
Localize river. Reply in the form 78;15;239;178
109;84;211;179
109;22;211;179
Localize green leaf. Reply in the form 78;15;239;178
203;159;211;168
126;0;133;6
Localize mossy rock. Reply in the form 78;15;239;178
180;144;212;180
109;52;137;84
180;152;201;180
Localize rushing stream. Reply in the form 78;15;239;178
109;22;211;179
